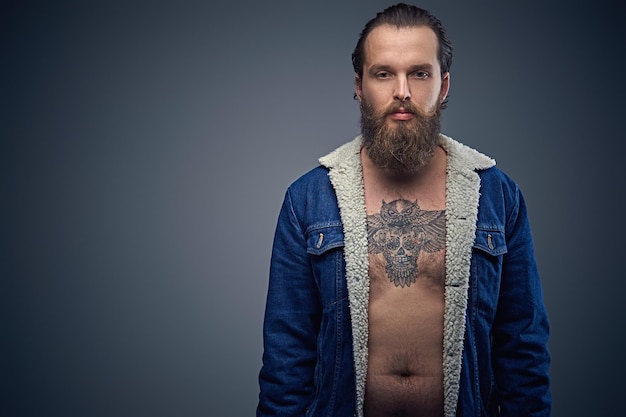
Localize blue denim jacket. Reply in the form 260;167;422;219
258;136;550;417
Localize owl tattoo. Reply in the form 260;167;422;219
367;199;445;287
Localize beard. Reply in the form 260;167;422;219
360;98;442;175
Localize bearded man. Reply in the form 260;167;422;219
257;3;551;417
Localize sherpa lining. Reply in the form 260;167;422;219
319;134;495;417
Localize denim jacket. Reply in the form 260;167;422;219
258;135;551;417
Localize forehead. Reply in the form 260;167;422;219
363;24;440;68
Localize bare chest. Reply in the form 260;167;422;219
365;198;447;416
366;198;446;288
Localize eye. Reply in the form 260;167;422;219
376;72;392;79
403;237;416;250
386;236;401;250
412;70;429;79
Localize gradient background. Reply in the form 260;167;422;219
2;1;624;416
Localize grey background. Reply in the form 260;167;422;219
2;0;624;416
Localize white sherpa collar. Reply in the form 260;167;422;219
319;134;495;417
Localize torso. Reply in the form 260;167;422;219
362;146;447;417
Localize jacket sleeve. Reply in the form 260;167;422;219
257;188;321;417
493;185;551;416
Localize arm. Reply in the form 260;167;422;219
493;186;551;416
257;188;321;417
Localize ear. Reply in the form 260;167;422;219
354;74;363;101
439;72;450;104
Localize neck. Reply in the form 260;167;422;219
362;145;446;184
361;145;448;210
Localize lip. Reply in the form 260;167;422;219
388;111;415;121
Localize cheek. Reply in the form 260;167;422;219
412;87;443;113
362;82;391;103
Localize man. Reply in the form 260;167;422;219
257;3;551;417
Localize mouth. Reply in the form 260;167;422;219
391;255;414;270
388;110;415;121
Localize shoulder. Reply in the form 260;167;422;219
478;165;518;194
478;165;521;210
283;164;340;221
288;165;333;195
282;166;335;218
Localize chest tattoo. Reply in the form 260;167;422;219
367;199;446;288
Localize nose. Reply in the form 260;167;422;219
393;75;411;101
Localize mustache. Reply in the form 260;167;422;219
360;98;438;123
383;101;419;117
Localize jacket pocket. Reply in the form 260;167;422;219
473;228;507;256
306;223;344;256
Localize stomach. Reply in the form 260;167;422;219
364;274;445;417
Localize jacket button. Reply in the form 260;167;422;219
316;233;324;248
